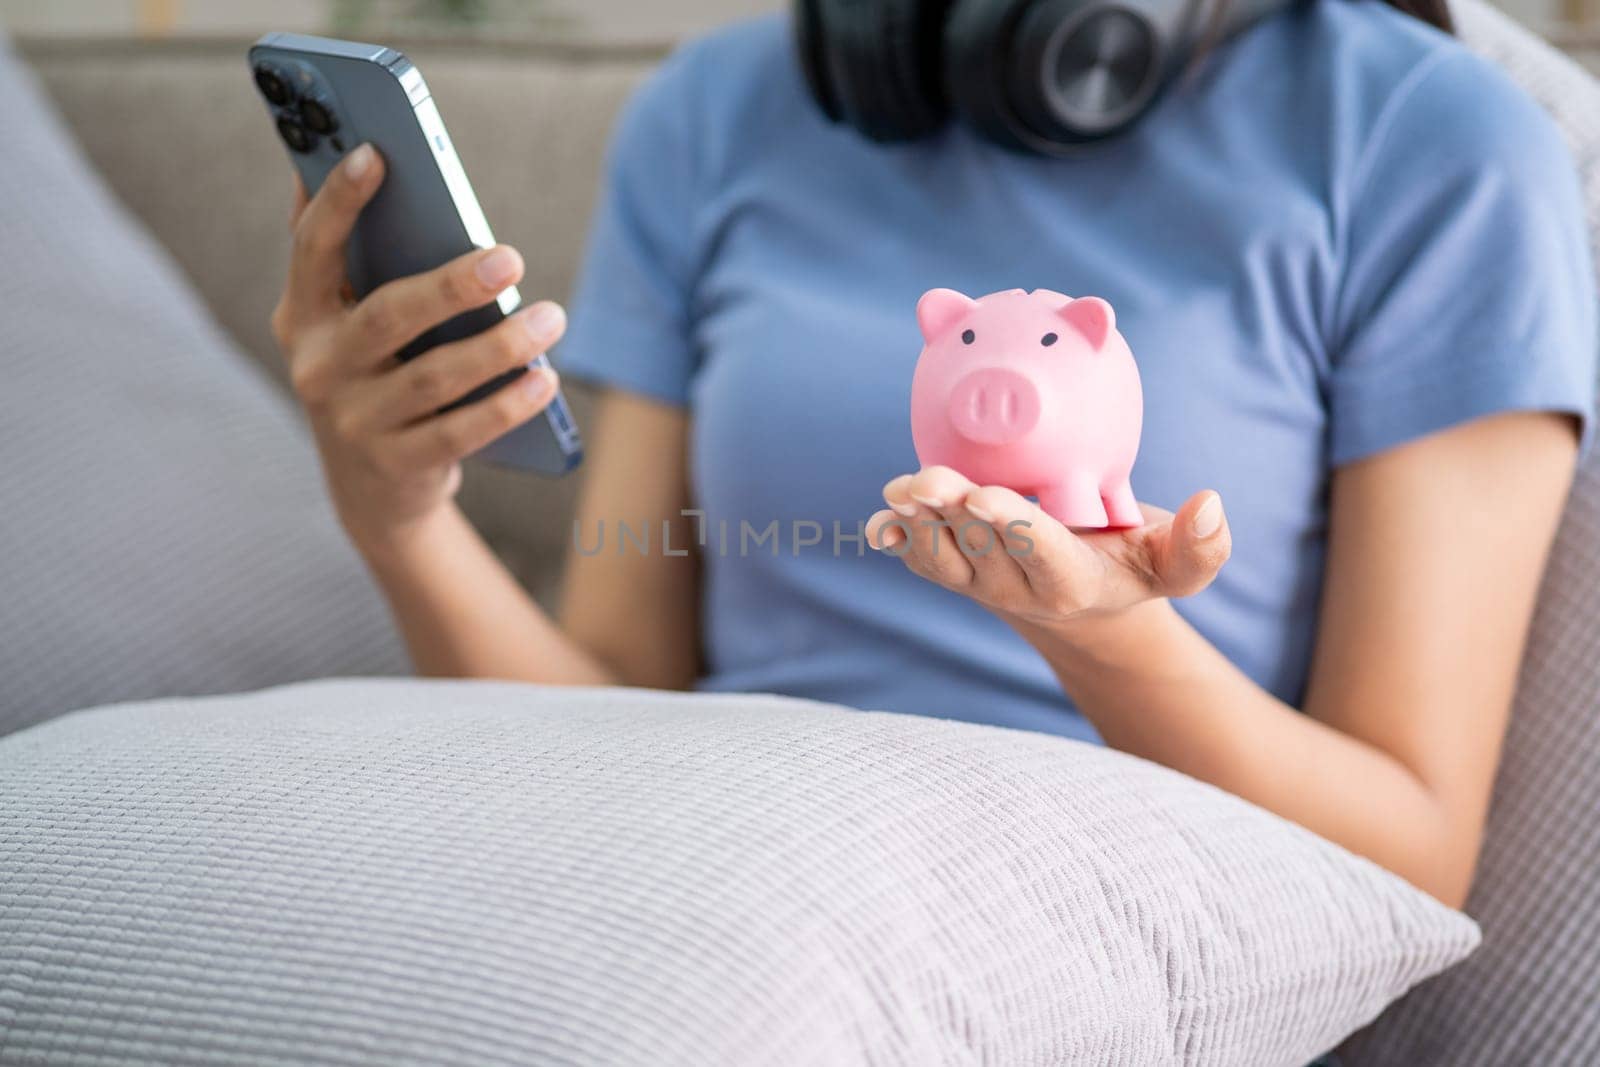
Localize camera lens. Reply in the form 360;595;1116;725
254;64;292;106
276;116;316;154
299;98;339;135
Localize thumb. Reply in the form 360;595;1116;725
1145;491;1231;598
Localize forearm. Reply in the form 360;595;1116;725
1020;603;1467;905
354;503;618;686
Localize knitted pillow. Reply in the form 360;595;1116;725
0;681;1477;1065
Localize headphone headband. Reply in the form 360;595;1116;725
798;0;1289;154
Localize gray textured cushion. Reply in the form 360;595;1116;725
0;681;1478;1066
0;34;406;734
1339;6;1600;1062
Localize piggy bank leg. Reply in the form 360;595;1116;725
1036;474;1109;529
1101;480;1143;530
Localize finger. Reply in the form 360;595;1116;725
286;144;384;320
904;466;975;512
965;484;1103;608
886;468;982;555
865;508;909;554
391;365;561;467
343;245;526;369
1131;501;1176;528
900;500;976;586
882;472;973;583
349;302;565;432
963;485;1047;559
881;473;918;518
288;170;309;231
906;467;1005;564
891;473;975;586
902;468;977;576
882;473;966;567
1137;491;1232;598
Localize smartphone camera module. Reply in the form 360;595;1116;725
276;116;316;154
299;97;340;136
253;63;293;106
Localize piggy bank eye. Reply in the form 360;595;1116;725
1041;333;1059;347
962;329;976;345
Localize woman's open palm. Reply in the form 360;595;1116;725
866;466;1232;631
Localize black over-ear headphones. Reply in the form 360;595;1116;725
796;0;1291;155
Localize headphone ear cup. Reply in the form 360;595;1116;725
797;0;953;142
872;0;954;139
945;0;1174;154
796;0;843;122
943;0;1036;152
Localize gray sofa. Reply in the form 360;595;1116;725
18;31;643;606
2;5;1599;1063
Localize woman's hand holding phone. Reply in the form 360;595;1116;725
270;145;567;552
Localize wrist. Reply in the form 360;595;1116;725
343;502;463;571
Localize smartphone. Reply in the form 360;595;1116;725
248;32;582;475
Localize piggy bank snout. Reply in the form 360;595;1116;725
947;367;1041;446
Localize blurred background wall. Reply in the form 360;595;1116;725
0;0;1592;42
0;0;780;43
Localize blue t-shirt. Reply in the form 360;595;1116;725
558;0;1597;744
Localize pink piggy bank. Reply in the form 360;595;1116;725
911;288;1144;529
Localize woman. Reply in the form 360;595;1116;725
270;0;1596;908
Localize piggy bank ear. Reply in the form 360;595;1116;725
1058;297;1115;350
917;288;979;343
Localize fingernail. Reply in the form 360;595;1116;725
522;302;566;341
344;144;375;179
890;502;918;518
966;502;995;523
521;367;555;401
1192;493;1223;538
476;247;520;288
911;493;944;509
